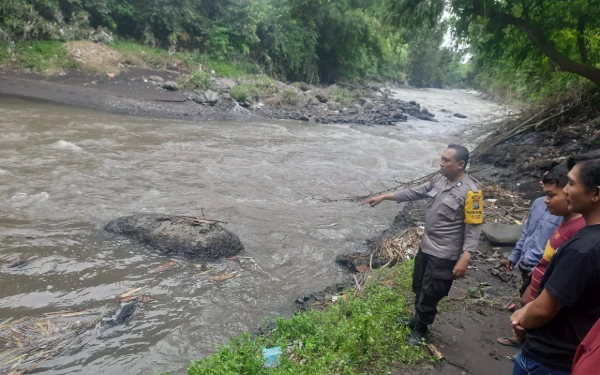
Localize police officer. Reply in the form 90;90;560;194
364;144;483;345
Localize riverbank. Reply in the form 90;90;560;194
0;41;474;126
180;87;599;374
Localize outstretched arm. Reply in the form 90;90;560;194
363;179;435;207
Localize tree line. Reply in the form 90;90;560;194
2;0;598;98
0;0;465;86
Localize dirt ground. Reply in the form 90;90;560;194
0;68;244;121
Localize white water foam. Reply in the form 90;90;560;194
51;140;83;152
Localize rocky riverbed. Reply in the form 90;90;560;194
0;66;471;126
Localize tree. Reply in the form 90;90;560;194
387;0;600;87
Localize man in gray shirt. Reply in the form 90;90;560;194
364;144;483;345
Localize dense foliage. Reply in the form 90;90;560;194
0;0;465;85
388;0;600;100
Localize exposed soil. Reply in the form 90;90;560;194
0;69;243;121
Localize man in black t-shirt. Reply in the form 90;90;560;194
510;156;600;375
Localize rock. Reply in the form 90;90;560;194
101;301;138;328
204;90;219;104
162;81;178;91
482;223;523;246
391;111;405;120
518;159;559;173
315;92;329;103
89;28;114;44
356;97;367;106
296;82;313;91
362;99;375;110
353;104;363;112
342;107;358;115
495;197;512;206
453;113;468;119
518;180;544;200
327;102;342;111
191;94;207;104
148;76;164;83
412;112;438;122
104;214;244;258
305;98;319;107
299;115;310;122
421;107;435;117
409;100;418;106
441;108;451;113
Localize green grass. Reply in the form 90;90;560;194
230;76;280;102
328;86;359;106
231;85;251;101
113;42;261;78
0;41;75;73
185;262;432;375
178;71;214;91
275;88;303;106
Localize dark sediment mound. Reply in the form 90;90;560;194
104;214;244;259
472;88;600;198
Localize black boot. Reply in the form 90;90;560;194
407;322;428;346
396;316;416;329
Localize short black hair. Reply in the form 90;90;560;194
542;164;569;189
447;144;470;166
567;149;600;170
574;159;600;192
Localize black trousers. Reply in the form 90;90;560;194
412;251;456;330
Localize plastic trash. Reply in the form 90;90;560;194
262;346;282;368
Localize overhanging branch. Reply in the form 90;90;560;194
473;2;600;86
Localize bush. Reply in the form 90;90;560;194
230;85;249;101
235;61;262;75
327;86;358;106
275;88;302;106
178;71;213;90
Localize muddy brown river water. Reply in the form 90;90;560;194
0;88;504;374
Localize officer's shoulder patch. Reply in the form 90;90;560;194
464;190;484;224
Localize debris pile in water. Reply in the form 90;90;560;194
0;311;102;374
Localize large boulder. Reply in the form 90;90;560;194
482;223;523;246
362;99;375;110
204;90;219;105
162;81;178;91
327;102;342;111
104;214;244;259
315;91;329;103
148;76;164;83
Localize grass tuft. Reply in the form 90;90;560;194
328;86;359;106
178;70;214;91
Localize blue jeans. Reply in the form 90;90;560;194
512;351;571;375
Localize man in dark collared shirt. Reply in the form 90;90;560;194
364;144;483;345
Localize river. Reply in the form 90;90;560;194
0;88;503;374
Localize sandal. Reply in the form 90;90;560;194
497;337;521;348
